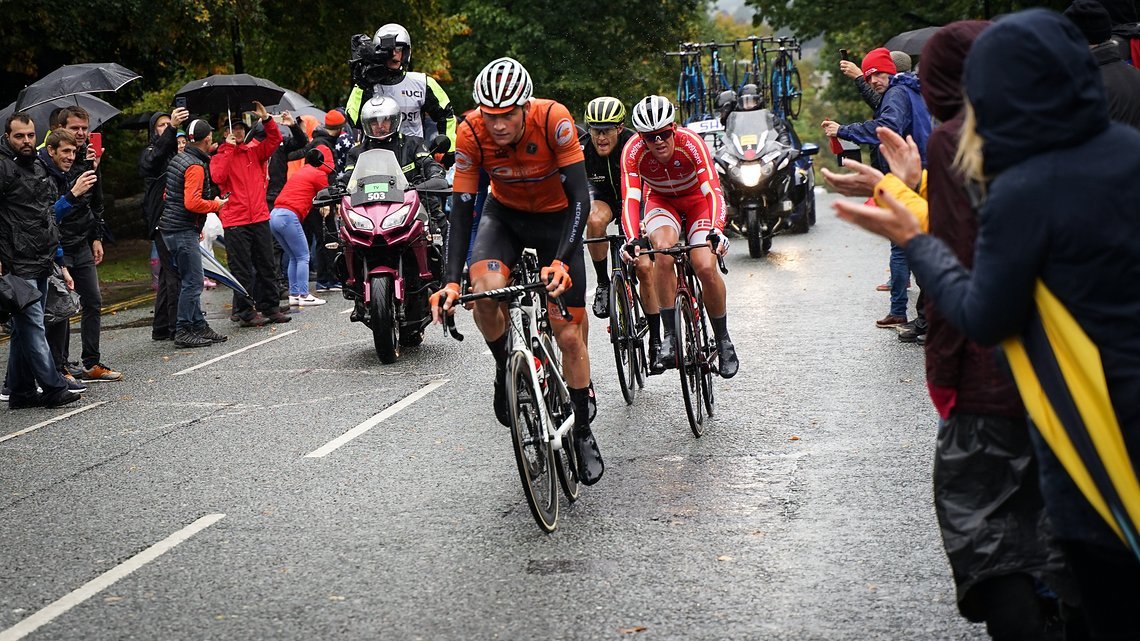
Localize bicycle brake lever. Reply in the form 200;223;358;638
718;256;729;275
444;313;464;341
554;295;571;322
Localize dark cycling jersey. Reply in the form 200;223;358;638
578;127;635;215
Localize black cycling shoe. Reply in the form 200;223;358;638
587;380;597;423
651;335;676;374
718;338;740;379
493;366;510;427
572;426;605;486
648;338;661;372
592;282;610;318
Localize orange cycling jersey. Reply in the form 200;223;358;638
453;99;584;213
620;126;726;240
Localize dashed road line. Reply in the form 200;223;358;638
172;329;299;376
305;379;449;458
0;401;109;444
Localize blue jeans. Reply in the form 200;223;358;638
269;208;310;296
889;242;909;318
6;276;67;400
162;230;206;331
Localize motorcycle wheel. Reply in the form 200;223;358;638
369;276;399;364
746;208;766;258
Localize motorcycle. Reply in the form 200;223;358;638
713;109;818;257
314;148;450;363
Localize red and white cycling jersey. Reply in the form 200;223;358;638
620;126;726;241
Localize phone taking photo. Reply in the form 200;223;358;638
88;132;103;159
174;96;188;110
839;49;850;62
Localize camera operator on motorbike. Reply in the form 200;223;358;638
429;57;605;486
340;96;449;236
619;95;739;379
346;23;457;162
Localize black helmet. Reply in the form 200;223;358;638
738;84;761;111
715;90;737;111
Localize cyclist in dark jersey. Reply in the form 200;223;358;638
579;97;664;363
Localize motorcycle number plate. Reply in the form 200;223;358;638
351;175;404;206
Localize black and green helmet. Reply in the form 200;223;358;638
584;96;626;127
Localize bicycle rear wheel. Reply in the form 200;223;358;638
507;350;558;532
610;273;637;405
675;292;705;437
787;66;802;119
539;335;580;503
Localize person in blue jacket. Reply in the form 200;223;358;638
836;10;1140;638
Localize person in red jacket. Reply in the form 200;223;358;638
210;100;290;326
270;147;332;306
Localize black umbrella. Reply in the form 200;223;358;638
884;26;942;56
174;74;286;115
0;94;120;140
15;63;140;110
270;89;315;112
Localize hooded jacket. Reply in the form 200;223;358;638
1091;41;1140;129
210;116;281;228
837;72;933;171
265;120;309;208
138;111;179;237
917;20;1024;419
0;135;62;278
904;9;1140;547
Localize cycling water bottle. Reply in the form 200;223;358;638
534;356;547;392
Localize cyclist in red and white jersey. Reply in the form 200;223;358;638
619;95;739;378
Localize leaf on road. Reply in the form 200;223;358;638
789;435;801;441
619;626;648;634
867;583;878;591
716;555;734;562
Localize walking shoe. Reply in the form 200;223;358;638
572;425;605;486
174;329;212;348
315;281;343;292
229;313;242;323
288;295;301;306
239;312;270;327
493;366;510;427
0;386;8;402
9;392;45;409
42;389;81;408
151;329;173;341
717;338;740;379
875;314;907;328
916;333;926;345
651;335;677;374
897;321;927;344
65;361;86;378
195;325;228;344
592;282;610;318
296;294;326;306
62;373;88;393
264;310;292;323
79;363;124;382
876;283;890;291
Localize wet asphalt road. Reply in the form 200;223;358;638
0;191;986;640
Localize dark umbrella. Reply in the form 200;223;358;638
884;26;942;55
199;245;250;299
15;63;140;110
270;89;315;112
174;74;286;115
0;94;120;139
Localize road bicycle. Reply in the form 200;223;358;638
703;42;735;109
584;235;649;405
640;242;728;437
667;45;707;124
443;251;580;532
735;35;774;101
767;37;803;120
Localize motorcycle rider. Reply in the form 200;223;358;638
619;95;739;379
726;83;793;147
346;23;457;158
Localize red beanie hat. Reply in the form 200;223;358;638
324;109;346;127
861;48;898;79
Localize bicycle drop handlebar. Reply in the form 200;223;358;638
638;243;729;275
440;280;572;341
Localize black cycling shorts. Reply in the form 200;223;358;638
469;196;587;309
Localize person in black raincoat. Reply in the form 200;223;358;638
917;21;1077;639
138;107;189;341
836;9;1140;639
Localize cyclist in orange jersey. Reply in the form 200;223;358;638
430;57;603;485
619;95;739;379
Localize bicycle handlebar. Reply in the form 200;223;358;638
441;280;572;341
639;243;729;275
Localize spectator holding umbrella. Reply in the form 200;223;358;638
209;100;290;326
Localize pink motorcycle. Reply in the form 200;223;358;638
315;149;449;363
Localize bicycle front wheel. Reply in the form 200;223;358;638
697;303;716;418
675;293;705;437
507;350;559;532
787;66;802;119
539;334;580;503
610;273;637;405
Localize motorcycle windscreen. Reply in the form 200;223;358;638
724;110;782;161
346;149;409;193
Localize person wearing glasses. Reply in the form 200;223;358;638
429;57;605;486
619;95;738;378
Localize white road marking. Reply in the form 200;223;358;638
172;329;299;376
339;308;353;314
0;513;225;641
481;349;492;355
0;401;109;444
305;379;449;458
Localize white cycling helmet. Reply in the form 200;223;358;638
374;23;412;68
631;95;676;132
360;97;403;142
472;57;533;114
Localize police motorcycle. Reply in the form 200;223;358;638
712;87;818;257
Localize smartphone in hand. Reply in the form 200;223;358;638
174;96;188;110
839;49;850;62
88;132;103;158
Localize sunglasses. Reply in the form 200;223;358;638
639;128;674;143
589;126;619;136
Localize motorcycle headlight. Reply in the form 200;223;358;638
380;204;412;230
348;211;374;231
738;162;764;187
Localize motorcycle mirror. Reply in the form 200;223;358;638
800;143;820;157
428;134;451;156
305;148;326;167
